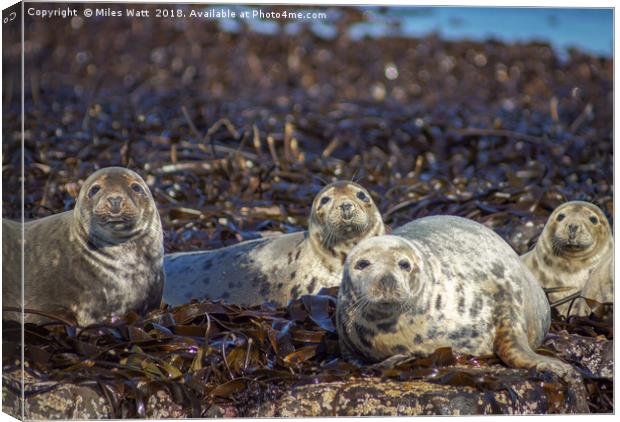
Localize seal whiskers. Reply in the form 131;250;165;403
342;295;373;332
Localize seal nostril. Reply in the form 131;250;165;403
568;224;578;235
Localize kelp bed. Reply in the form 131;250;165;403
1;289;613;416
1;4;614;416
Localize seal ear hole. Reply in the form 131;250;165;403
131;183;144;195
356;191;370;202
398;260;412;271
354;259;371;270
556;213;565;222
590;216;599;225
320;196;331;205
88;185;101;198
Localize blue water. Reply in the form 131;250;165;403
212;6;613;58
352;7;613;58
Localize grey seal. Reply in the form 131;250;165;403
521;201;613;316
337;216;573;377
2;167;165;325
163;181;385;306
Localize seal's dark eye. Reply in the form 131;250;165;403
556;213;565;222
320;196;331;205
354;259;370;270
88;185;101;198
131;183;144;194
590;216;599;225
398;260;412;271
356;191;369;202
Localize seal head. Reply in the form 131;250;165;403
545;201;611;258
341;236;425;308
76;167;157;240
309;181;384;261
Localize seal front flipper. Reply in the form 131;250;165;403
368;353;413;369
337;317;367;367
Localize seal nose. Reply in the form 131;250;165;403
340;202;353;212
568;224;579;238
340;202;354;220
378;274;399;291
107;195;124;214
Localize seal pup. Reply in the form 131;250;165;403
521;201;613;317
337;216;572;377
2;167;165;326
164;181;385;306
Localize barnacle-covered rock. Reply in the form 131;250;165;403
2;360;592;418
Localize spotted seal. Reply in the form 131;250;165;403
337;216;573;377
163;181;385;306
2;167;165;325
521;201;613;316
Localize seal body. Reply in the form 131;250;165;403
2;167;165;325
164;181;385;306
337;216;572;376
521;201;613;316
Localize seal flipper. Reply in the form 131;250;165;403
338;330;366;367
493;321;573;377
369;353;413;369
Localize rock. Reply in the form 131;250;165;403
244;369;585;416
2;364;589;418
3;380;111;420
543;333;613;379
1;370;202;419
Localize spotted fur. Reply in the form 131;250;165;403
337;216;573;377
164;181;385;306
2;167;165;326
521;201;613;316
